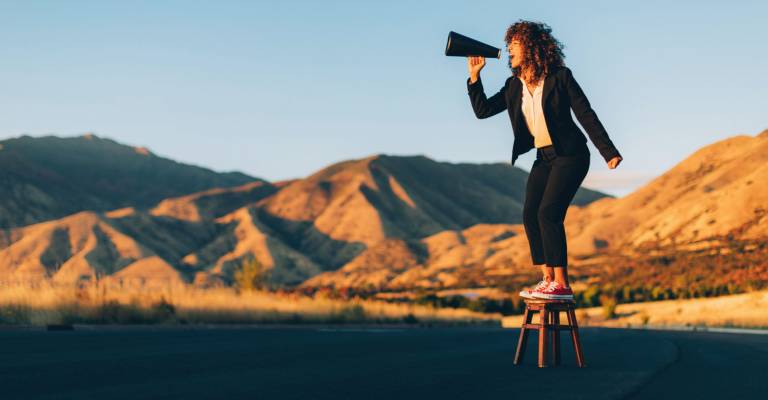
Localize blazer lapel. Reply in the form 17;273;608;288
509;79;528;136
541;71;556;108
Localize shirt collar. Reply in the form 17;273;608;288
518;75;546;95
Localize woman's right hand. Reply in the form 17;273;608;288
468;56;485;83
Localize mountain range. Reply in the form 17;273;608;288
1;130;765;291
0;134;258;229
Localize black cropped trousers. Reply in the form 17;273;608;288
522;144;590;268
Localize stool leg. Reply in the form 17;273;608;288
538;309;549;368
514;307;533;365
566;308;586;367
552;310;561;367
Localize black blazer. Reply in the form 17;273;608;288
467;65;622;166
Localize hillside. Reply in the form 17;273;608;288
303;130;768;291
0;211;187;284
0;149;611;287
255;154;607;270
565;129;768;257
0;134;262;228
3;130;765;292
13;128;767;292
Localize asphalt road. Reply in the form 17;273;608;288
0;325;765;399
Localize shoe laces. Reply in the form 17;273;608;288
533;279;551;291
542;281;561;293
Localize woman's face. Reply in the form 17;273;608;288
507;38;524;69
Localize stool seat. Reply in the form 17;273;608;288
513;298;586;368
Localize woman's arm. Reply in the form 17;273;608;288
467;76;510;119
466;56;509;119
563;67;622;163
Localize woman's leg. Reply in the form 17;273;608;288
523;158;553;281
542;265;554;282
536;152;590;286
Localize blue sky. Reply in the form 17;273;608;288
1;0;766;197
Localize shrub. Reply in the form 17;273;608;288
151;297;176;322
600;295;617;319
0;303;29;324
576;309;591;326
234;257;272;291
329;304;366;323
98;300;145;324
581;286;601;307
403;313;419;324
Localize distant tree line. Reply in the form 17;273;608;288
280;238;768;316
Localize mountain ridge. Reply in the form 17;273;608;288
0;136;612;286
14;130;762;292
0;133;262;228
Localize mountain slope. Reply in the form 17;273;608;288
150;181;279;222
300;130;768;290
256;154;609;269
0;211;184;284
0;134;262;228
300;224;532;290
0;149;613;287
565;130;768;256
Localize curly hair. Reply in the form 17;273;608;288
504;20;566;83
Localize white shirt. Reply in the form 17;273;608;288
519;76;553;148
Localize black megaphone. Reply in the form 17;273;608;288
444;31;500;59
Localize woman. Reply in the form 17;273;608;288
466;20;622;300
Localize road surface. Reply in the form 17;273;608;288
0;325;765;399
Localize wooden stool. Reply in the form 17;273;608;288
513;298;586;368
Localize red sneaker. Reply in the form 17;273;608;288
532;281;574;300
519;279;551;299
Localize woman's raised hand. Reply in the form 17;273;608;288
468;56;486;83
607;156;623;169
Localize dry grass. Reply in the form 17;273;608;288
501;290;768;330
0;279;500;326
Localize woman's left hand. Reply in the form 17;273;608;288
607;156;622;169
